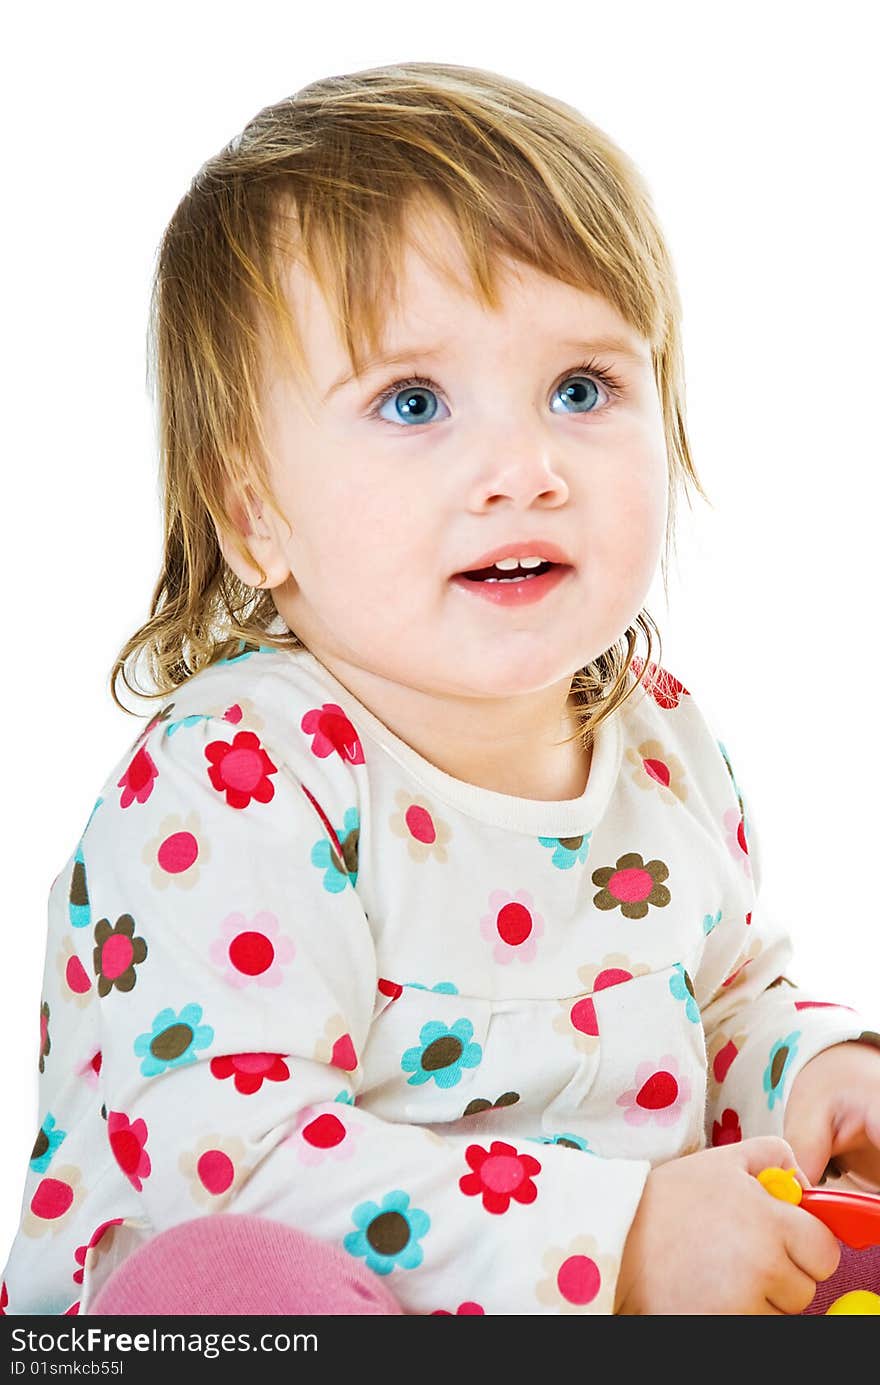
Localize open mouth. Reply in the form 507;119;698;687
457;560;560;583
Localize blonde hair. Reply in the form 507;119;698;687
110;60;712;751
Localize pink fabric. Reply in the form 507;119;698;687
86;1214;405;1316
802;1240;880;1315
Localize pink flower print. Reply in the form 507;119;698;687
22;1166;85;1238
628;658;690;709
205;730;278;809
209;1052;291;1095
616;1055;692;1127
73;1219;124;1285
178;1135;247;1208
117;745;159;809
144;811;209;891
314;1015;359;1073
624;739;687;807
555;954;649;1052
389;790;452;864
432;1301;485;1315
723;803;752;879
107;1112;151;1191
56;938;93;1008
76;1049;102;1089
721;938;762;989
284;1105;361;1167
592;853;670;920
459;1141;542;1214
535;1235;618;1314
300;703;365;765
210;911;295;988
480;890;545;965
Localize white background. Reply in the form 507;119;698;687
2;1;877;1261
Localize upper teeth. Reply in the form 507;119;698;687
493;556;545;571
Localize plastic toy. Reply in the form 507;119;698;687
758;1166;880;1314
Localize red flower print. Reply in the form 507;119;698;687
73;1219;124;1284
107;1112;151;1191
378;978;403;1002
630;658;690;709
432;1301;485;1315
1;1279;7;1313
210;1052;291;1095
459;1140;542;1214
205;731;277;809
480;890;545;965
117;745;159;808
301;703;365;765
794;1000;856;1013
331;1033;358;1071
712;1107;742;1147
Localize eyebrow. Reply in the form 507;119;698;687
323;334;650;400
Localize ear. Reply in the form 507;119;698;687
215;482;291;591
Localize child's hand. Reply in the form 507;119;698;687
614;1136;841;1314
784;1040;880;1188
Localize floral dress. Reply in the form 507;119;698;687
1;644;875;1315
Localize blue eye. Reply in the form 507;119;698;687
367;359;623;429
373;380;449;426
551;376;602;414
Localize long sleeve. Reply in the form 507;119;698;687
46;710;651;1316
692;731;876;1154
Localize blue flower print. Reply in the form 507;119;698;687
404;981;459;995
216;641;279;667
133;1004;215;1077
669;964;700;1023
763;1031;801;1110
344;1190;430;1275
703;909;722;936
30;1113;67;1173
532;1132;593;1153
68;843;91;929
311;807;359;891
537;831;592;870
401;1018;483;1088
335;1090;356;1105
164;713;211;738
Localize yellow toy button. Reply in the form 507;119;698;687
826;1291;880;1315
757;1166;803;1205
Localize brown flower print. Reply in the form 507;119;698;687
389;790;452;864
462;1092;520;1118
592;853;670;920
93;915;148;997
39;1001;50;1073
624;739;688;806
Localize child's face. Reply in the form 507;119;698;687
241;205;668;703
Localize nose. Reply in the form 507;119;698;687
465;427;570;510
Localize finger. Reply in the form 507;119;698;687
787;1214;841;1285
767;1261;823;1316
740;1135;811;1185
784;1109;833;1186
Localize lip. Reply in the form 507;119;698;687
453;539;574;575
450;563;573;607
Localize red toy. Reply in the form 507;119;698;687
758;1166;880;1313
